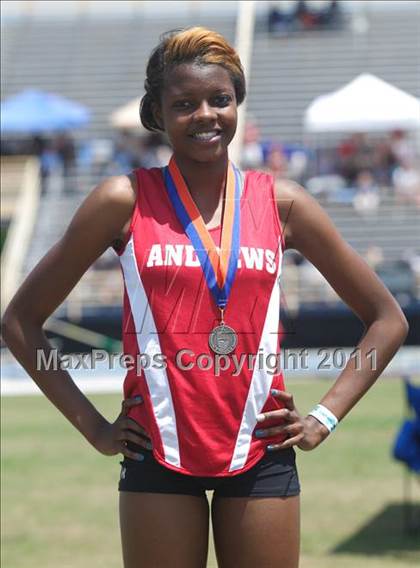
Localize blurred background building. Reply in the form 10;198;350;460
1;0;419;353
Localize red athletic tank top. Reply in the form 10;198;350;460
115;166;288;477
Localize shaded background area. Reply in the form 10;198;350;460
332;503;420;559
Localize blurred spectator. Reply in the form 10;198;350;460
32;135;47;156
266;144;288;180
267;0;341;34
372;139;396;185
338;133;376;184
367;130;417;187
86;132;171;177
287;149;308;183
306;174;347;201
389;130;416;167
392;160;420;208
112;129;142;172
365;244;384;271
90;139;114;176
39;141;61;195
311;147;338;177
337;135;359;183
403;249;420;291
267;1;298;36
352;170;380;216
300;0;340;29
297;0;317;29
56;132;76;178
32;135;48;194
316;131;418;192
241;119;264;170
139;133;171;169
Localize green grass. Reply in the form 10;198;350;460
2;379;420;567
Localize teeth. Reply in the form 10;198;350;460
192;131;219;140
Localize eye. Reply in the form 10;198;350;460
173;100;192;110
213;94;232;107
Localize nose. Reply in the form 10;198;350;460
193;100;216;123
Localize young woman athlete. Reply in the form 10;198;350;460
2;27;409;568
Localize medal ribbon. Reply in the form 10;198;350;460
164;156;241;310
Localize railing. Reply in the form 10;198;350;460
1;156;41;314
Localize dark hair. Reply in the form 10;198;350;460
140;27;246;132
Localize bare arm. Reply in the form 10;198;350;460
257;180;409;451
0;173;147;456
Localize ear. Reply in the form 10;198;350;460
152;102;164;131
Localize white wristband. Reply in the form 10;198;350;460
308;404;338;433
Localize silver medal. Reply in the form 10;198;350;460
209;324;238;355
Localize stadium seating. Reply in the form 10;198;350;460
2;6;419;313
2;9;419;142
249;9;420;141
1;16;235;141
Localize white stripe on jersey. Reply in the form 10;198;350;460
229;237;284;472
120;236;181;468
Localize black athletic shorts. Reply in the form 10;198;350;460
118;441;300;498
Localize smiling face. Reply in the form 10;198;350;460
155;62;238;164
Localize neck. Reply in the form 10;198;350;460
173;153;229;210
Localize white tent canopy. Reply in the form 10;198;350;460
109;97;145;130
304;73;420;133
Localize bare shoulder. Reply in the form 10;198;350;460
1;172;138;324
66;172;137;244
274;177;303;198
274;177;313;210
88;172;136;211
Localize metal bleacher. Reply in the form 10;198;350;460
325;200;419;263
3;7;419;144
1;15;236;142
2;5;419;313
249;7;420;142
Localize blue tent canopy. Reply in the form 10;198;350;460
1;89;91;133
